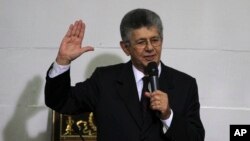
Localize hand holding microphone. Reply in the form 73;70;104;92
145;62;171;120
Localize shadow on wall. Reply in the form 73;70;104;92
84;53;125;77
3;76;51;141
2;53;124;141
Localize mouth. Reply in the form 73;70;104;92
144;54;156;61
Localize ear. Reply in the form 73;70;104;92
120;41;130;56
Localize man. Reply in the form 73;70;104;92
45;8;205;141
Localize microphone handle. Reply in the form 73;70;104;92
149;76;161;117
150;76;159;92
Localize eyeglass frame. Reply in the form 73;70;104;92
124;36;162;48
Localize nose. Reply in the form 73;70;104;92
145;39;154;51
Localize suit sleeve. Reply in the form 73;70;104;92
45;64;99;115
164;79;205;141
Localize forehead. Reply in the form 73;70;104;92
129;26;160;40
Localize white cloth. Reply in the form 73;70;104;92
48;61;70;78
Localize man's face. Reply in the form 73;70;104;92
121;26;163;73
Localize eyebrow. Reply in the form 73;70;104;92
135;36;161;41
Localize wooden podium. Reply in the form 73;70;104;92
52;111;97;141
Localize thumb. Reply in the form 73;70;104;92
144;92;151;98
80;46;94;54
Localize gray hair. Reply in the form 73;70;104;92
120;8;163;42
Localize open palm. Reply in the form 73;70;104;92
56;20;94;65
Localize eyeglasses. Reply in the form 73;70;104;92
127;36;162;48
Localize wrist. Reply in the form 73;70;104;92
160;108;171;120
56;56;71;65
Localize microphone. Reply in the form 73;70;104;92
145;62;161;117
145;62;159;92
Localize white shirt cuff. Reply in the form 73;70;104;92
48;61;70;78
161;109;173;133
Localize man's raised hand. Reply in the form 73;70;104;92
56;20;94;65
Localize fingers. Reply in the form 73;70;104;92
145;90;163;102
65;20;84;38
145;90;169;113
71;20;81;37
65;24;73;37
150;94;162;110
79;21;85;40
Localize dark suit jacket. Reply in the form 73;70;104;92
45;61;205;141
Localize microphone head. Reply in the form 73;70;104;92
145;62;158;76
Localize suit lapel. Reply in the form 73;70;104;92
159;63;175;108
159;64;174;89
115;61;143;129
